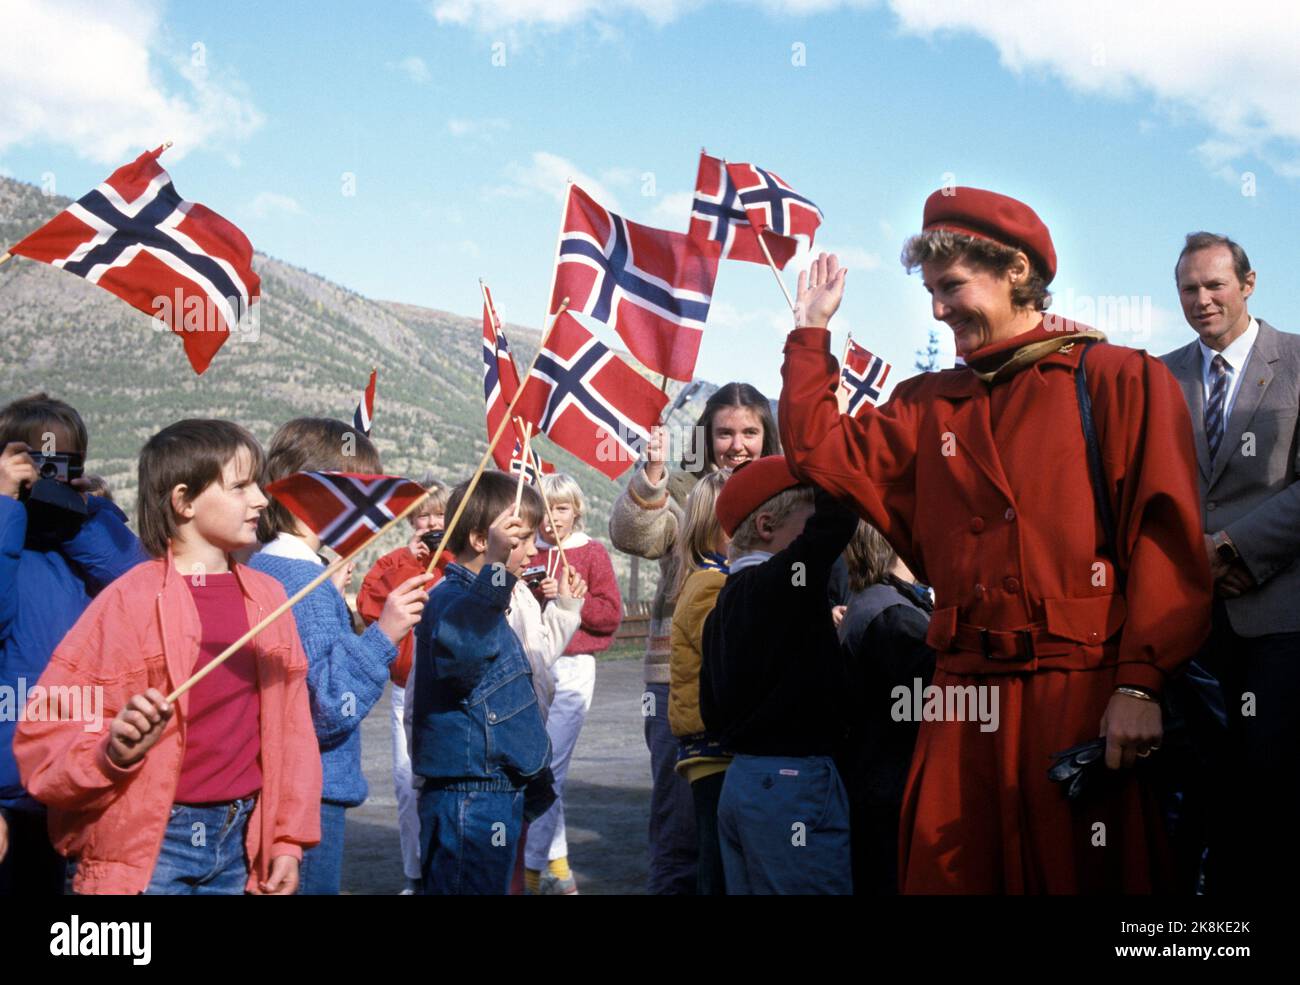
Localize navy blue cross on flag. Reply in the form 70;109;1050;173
841;339;892;418
515;311;669;480
689;151;799;269
265;472;428;558
724;161;823;268
551;183;719;382
9;145;260;375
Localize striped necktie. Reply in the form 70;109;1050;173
1205;353;1232;461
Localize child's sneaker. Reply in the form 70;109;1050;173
537;872;579;895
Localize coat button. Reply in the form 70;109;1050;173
487;711;497;723
1003;577;1020;593
1004;508;1017;522
1207;501;1217;511
974;583;986;598
970;516;985;533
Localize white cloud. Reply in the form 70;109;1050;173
389;55;431;84
887;0;1300;175
248;192;304;219
0;0;262;165
487;150;623;211
447;116;509;138
649;190;695;227
430;0;687;29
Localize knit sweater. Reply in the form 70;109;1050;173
533;531;622;655
250;538;397;807
608;466;700;683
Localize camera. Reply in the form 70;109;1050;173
29;451;84;483
521;565;548;590
420;529;444;554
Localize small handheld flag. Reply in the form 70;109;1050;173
840;339;892;417
353;369;377;436
515;311;669;480
723;161;824;266
689;152;798;269
6;145;260;374
265;472;428;558
551;184;719;382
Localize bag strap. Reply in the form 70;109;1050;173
1074;341;1127;592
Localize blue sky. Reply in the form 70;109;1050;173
3;0;1299;397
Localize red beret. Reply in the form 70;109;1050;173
715;456;802;538
922;186;1056;283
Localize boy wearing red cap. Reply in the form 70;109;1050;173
699;456;858;894
779;188;1211;893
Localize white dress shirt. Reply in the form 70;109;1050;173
1199;316;1259;423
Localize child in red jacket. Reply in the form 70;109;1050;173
524;473;622;894
357;479;450;894
15;419;322;895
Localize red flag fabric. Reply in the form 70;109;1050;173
550;183;718;382
353;369;377;436
9;145;260;374
514;311;668;480
841;339;893;417
264;472;427;558
723;161;823;269
482;283;529;472
689;151;798;268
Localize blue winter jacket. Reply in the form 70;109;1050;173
411;563;550;789
0;494;147;811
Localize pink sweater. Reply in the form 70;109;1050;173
535;533;622;655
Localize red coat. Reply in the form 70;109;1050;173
780;321;1212;893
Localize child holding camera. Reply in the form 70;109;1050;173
13;419;321;894
0;393;147;895
251;418;433;894
358;478;450;894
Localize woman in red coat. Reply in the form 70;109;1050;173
779;187;1212;893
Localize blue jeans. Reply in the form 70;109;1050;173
644;682;697;894
144;797;256;895
297;801;347;895
419;785;523;895
717;754;852;895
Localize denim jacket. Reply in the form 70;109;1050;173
410;562;551;789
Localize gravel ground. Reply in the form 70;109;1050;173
340;653;651;895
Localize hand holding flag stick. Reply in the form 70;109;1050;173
167;484;434;703
427;298;571;575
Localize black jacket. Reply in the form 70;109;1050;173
700;488;858;757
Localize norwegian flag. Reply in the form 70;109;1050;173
841;339;892;417
689;152;798;269
482;283;528;472
7;145;259;375
353;369;377;436
265;472;427;558
723;162;823;267
551;184;719;382
515;311;669;480
508;434;555;486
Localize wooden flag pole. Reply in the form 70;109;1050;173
0;253;12;267
426;298;571;575
512;423;533;515
167;488;433;703
520;421;572;574
756;234;796;315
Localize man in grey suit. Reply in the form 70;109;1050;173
1162;231;1300;895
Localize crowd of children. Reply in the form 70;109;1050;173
0;385;938;896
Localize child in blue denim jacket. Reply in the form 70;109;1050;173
410;472;552;895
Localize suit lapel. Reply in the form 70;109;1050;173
1166;342;1211;480
1212;322;1279;487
